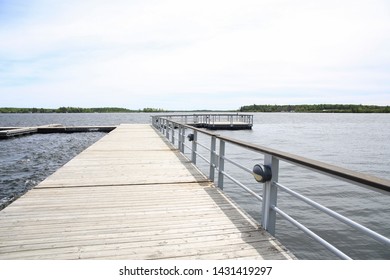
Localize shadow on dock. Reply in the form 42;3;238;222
155;126;294;259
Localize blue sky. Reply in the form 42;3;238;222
0;0;389;110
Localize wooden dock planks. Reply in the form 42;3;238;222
0;124;294;260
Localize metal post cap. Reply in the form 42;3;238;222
253;164;272;183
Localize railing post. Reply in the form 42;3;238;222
261;154;279;236
191;130;197;164
181;127;185;153
157;118;161;131
178;126;182;151
209;136;216;181
165;119;169;139
171;122;175;145
163;119;166;134
218;140;225;190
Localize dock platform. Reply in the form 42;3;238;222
154;114;254;130
0;124;293;260
0;125;116;139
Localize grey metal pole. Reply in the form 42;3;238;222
171;121;175;145
209;136;216;181
191;130;197;164
165;119;169;139
261;154;279;236
181;127;185;153
218;140;225;190
178;126;182;151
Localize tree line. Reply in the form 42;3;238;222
1;104;389;113
0;107;166;113
239;104;390;113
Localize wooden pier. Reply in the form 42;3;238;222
0;124;294;260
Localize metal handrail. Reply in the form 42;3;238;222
274;181;390;247
156;113;254;126
152;115;390;259
153;116;390;194
271;205;352;260
221;170;263;202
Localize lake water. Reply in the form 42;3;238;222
0;113;389;259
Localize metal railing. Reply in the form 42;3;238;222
151;115;390;260
155;113;253;128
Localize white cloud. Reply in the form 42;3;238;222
0;0;389;109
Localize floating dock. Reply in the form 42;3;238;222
0;125;116;139
154;114;254;130
0;124;293;260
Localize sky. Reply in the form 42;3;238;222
0;0;389;110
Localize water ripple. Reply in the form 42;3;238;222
0;132;105;209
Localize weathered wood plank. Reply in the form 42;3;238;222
0;124;294;260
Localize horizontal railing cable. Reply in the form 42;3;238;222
271;205;352;260
195;141;211;152
274;182;390;247
195;151;210;165
154;117;390;194
223;156;253;174
220;171;263;202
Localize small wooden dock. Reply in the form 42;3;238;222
0;124;293;260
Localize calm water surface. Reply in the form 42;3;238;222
0;113;389;259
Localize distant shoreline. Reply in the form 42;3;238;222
0;104;389;113
239;104;390;113
0;107;165;114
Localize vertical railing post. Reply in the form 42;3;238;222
156;117;160;130
165;119;169;139
171;122;175;145
209;136;216;181
181;127;185;153
261;154;279;236
191;130;197;164
167;120;171;139
217;140;225;190
178;126;182;151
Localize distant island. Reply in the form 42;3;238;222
0;107;166;113
1;104;389;113
239;104;390;113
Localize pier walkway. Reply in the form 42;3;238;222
0;124;293;260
